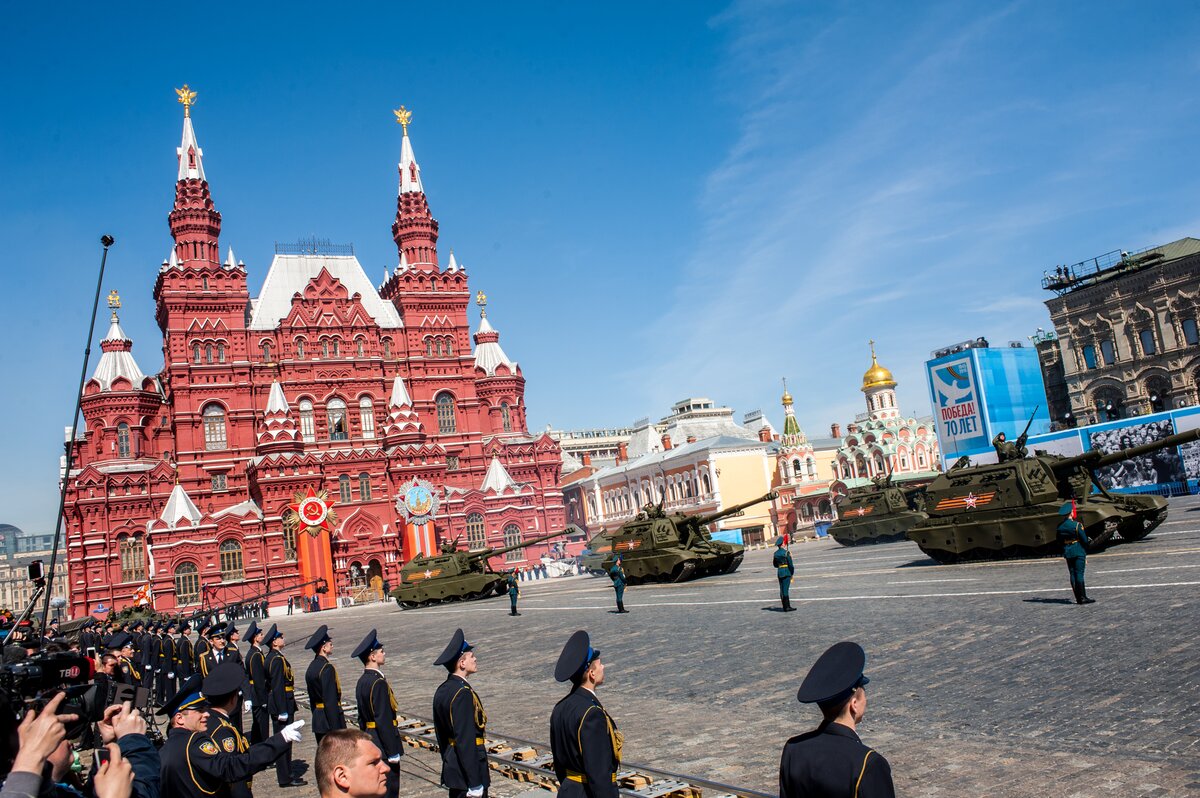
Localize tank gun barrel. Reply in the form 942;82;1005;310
470;526;578;560
693;492;779;527
1053;427;1200;471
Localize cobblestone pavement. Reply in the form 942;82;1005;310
247;495;1200;798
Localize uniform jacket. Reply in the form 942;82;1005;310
356;669;403;759
305;655;346;734
142;634;160;670
206;708;279;798
549;687;619;798
265;649;297;718
177;637;194;677
507;576;519;597
195;637;212;662
609;564;626;588
245;645;269;704
773;548;795;578
198;648;230;678
158;634;176;675
118;655;142;685
432;675;489;791
1057;518;1091;559
159;723;286;798
779;721;894;798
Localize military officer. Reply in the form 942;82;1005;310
195;619;213;662
112;633;142;685
199;623;231;677
609;556;629;614
177;622;196;678
226;624;244;666
158;673;304;798
432;629;490;798
305;624;346;744
142;623;160;695
1058;500;1097;605
353;629;402;798
549;630;620;798
264;624;303;788
244;621;270;744
779;641;894;798
158;621;179;704
774;537;797;612
506;573;521;617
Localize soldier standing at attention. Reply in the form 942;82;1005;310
224;623;247;734
244;621;270;744
353;629;402;798
774;537;797;612
159;621;178;703
141;622;159;694
195;620;213;663
549;630;620;798
1058;500;1097;605
177;622;196;679
609;555;629;614
431;629;489;798
107;633;136;685
779;641;894;798
506;573;521;617
199;623;230;677
305;625;346;744
264;624;304;788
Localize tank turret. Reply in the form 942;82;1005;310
828;479;929;547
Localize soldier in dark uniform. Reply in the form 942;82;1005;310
158;621;178;704
195;619;213;663
80;618;99;658
432;629;489;798
304;625;346;744
353;629;402;798
549;630;620;798
992;431;1027;462
110;633;141;685
142;623;160;696
226;624;244;666
264;624;304;787
506;573;521;617
1058;500;1096;605
779;641;894;798
774;537;797;612
244;621;270;744
609;555;629;614
199;623;231;677
158;672;304;798
177;622;196;679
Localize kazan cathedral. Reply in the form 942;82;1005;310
61;91;566;618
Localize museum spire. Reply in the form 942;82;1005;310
391;105;440;268
168;84;222;267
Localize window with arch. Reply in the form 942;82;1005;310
1082;344;1097;370
359;397;376;439
436;393;456;434
356;338;365;357
327;398;348;441
217;342;226;363
202;404;227;450
205;344;214;365
321;339;330;359
174;562;200;606
358;472;371;500
791;458;802;478
501;402;512;433
806;458;816;477
117;422;132;458
1183;318;1200;346
1139;329;1157;356
201;275;209;291
192;342;201;365
466;512;486;549
425;338;435;357
295;338;306;358
1100;339;1116;365
283;524;297;561
299;399;315;442
332;338;340;357
219;539;244;581
701;471;711;495
261;341;273;361
119;535;146;583
503;524;522;561
382;338;391;358
338;474;352;504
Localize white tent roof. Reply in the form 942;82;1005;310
160;483;202;528
248;254;404;330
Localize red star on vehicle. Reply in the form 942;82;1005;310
856;507;867;516
964;492;978;508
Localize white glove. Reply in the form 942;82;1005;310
281;719;304;743
387;754;401;765
467;787;484;798
277;713;288;722
243;701;251;714
168;673;175;678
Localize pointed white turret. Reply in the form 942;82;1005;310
481;455;521;494
160;483;203;528
257;380;301;451
382;375;422;441
90;311;147;391
168;248;180;270
266;380;290;413
398;126;423;194
397;251;409;273
446;251;459;272
389;375;413;408
177;114;206;182
224;247;236;269
474;315;517;376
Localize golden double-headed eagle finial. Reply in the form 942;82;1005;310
394;105;412;134
175;84;197;117
476;290;488;317
107;290;121;310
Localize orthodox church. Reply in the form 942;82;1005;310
62;90;565;617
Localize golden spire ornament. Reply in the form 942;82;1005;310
476;290;488;318
394;105;412;134
175;84;197;117
107;289;121;321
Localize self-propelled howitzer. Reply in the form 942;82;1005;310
392;527;578;608
828;478;928;546
602;491;778;584
908;428;1200;563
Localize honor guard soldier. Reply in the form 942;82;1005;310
1058;500;1098;605
609;556;629;614
79;618;99;658
305;625;346;744
226;624;244;666
195;619;213;662
774;537;797;612
353;629;402;798
111;633;142;685
199;623;231;677
159;673;305;798
549;630;621;798
779;642;894;798
143;623;161;693
432;629;489;798
265;624;301;787
177;622;196;678
506;573;521;617
159;621;179;703
244;621;270;744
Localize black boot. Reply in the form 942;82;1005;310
785;597;797;612
510;609;521;616
780;596;788;612
617;601;628;613
1072;583;1084;604
1079;584;1096;604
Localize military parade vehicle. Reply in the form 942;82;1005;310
579;531;613;575
828;475;928;546
908;428;1200;563
599;491;778;584
392;528;577;608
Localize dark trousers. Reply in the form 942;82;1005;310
385;762;399;798
614;584;625;611
250;704;270;745
271;715;294;785
1066;555;1086;599
156;672;176;705
778;575;791;598
509;595;518;613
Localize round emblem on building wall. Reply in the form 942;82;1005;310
396;479;441;526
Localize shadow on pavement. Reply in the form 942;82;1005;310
1022;597;1074;605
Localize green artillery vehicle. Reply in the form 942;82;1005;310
600;491;778;584
908;428;1200;563
392;528;577;609
828;476;928;546
579;531;613;575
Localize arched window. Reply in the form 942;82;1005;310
332;338;340;357
192;343;201;364
806;458;816;477
321;339;330;359
425;338;434;357
295;338;306;358
466;512;486;549
339;474;352;504
701;471;711;495
358;472;371;501
299;399;315;442
501;402;512;433
217;342;226;363
283;524;297;561
359;397;376;439
117;422;132;458
1183;318;1200;346
356;338;365;357
381;338;391;358
1082;344;1097;370
436;393;456;434
119;536;145;583
202;404;227;450
205;344;214;365
444;337;454;356
503;524;522;561
1139;329;1157;356
201;275;208;290
791;458;801;478
219;539;244;581
174;562;200;606
261;341;273;361
1100;339;1116;365
327;398;348;441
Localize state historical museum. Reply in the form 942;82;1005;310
62;91;566;617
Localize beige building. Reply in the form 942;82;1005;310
1043;238;1200;422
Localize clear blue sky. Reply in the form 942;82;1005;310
3;2;1199;533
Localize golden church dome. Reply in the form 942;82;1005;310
861;341;897;391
